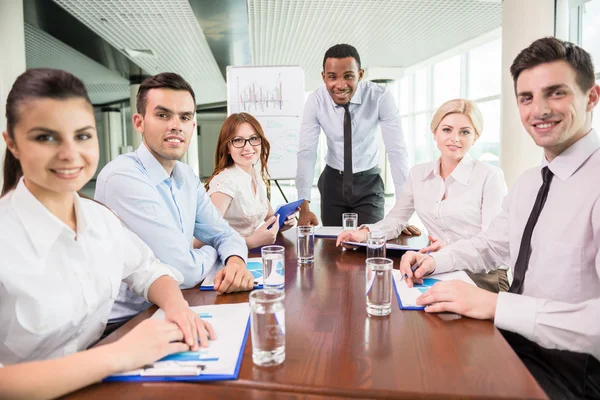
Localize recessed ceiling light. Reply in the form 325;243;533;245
122;48;155;58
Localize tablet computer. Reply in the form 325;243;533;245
270;198;304;229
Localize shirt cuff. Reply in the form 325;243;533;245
430;250;454;274
142;261;182;301
494;292;537;341
221;249;248;266
297;187;312;203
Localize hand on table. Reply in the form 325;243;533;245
416;280;498;320
214;256;255;294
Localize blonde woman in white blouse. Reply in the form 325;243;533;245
337;99;509;292
0;69;215;399
206;113;296;249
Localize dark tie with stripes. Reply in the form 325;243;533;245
509;166;554;294
342;103;353;198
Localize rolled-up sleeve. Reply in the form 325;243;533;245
296;93;322;202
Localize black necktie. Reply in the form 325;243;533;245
509;166;554;294
342;103;353;198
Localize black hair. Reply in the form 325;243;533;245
322;44;362;71
136;72;196;115
511;37;595;93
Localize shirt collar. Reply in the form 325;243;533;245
328;81;364;108
136;143;171;187
11;178;91;258
544;129;600;181
421;154;474;184
449;154;475;185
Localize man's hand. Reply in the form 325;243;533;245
213;256;254;294
416;281;498;320
399;251;436;287
298;200;319;226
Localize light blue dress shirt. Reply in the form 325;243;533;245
296;80;409;201
95;143;247;320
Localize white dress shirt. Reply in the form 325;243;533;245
207;165;269;237
0;179;180;365
431;131;600;360
296;81;409;201
367;155;507;248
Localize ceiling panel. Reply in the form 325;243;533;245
248;0;502;91
52;0;227;105
24;23;131;105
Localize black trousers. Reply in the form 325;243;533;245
500;330;600;399
318;165;385;226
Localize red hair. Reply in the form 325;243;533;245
204;112;271;191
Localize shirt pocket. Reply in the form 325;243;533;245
531;240;582;301
6;292;73;359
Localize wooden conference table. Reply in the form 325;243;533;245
66;230;547;399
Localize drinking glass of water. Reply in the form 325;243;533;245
365;257;393;316
342;213;358;230
250;289;285;366
261;245;285;289
297;226;314;264
367;232;386;259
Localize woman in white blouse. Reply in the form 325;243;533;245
337;99;509;292
0;69;215;399
205;113;296;249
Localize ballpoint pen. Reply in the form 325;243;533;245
404;251;431;279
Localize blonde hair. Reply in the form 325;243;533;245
430;99;484;139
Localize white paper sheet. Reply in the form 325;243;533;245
314;226;343;237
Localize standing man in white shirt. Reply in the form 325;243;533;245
296;44;410;227
400;37;600;399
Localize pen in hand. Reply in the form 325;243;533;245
404;251;431;280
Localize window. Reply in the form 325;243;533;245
396;34;502;187
467;39;502;100
582;0;600;72
433;55;461;108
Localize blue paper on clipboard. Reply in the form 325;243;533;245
270;198;304;229
200;259;264;291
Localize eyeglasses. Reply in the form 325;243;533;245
230;136;262;148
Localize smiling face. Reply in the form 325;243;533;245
433;113;477;161
228;122;262;170
133;88;196;173
322;57;364;105
3;97;98;202
516;60;600;160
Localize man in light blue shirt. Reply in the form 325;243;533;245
95;73;253;321
297;44;410;227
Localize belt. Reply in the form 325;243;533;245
325;165;380;176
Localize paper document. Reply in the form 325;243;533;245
342;241;421;251
108;303;250;381
314;226;343;237
393;270;475;310
201;258;263;290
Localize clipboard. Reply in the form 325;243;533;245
270;198;304;229
104;303;250;382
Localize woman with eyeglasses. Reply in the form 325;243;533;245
205;113;296;249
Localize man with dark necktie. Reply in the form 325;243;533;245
296;44;413;228
400;37;600;399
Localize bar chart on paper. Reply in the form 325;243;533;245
227;66;305;180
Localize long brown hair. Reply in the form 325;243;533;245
204;112;271;191
2;68;92;196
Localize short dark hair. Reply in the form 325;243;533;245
136;72;196;115
322;44;362;71
510;37;595;93
3;68;91;196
